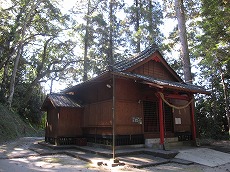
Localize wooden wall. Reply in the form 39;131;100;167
82;78;144;136
77;76;192;139
115;78;143;135
46;107;59;138
80;79;113;136
46;107;84;138
83;100;112;135
132;59;176;81
58;107;83;137
76;80;112;104
171;99;191;132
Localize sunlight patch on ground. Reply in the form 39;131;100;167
0;145;7;153
14;148;24;151
176;148;230;167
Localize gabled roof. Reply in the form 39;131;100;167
113;44;158;71
113;44;182;82
63;44;209;95
41;93;82;110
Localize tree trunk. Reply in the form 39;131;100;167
0;60;10;102
148;0;154;43
175;0;192;83
108;0;114;66
135;0;140;53
50;78;54;94
0;6;21;71
8;43;23;107
8;1;41;107
23;37;55;104
83;0;90;81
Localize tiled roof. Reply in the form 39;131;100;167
113;44;158;71
114;72;209;94
47;93;82;108
63;44;209;95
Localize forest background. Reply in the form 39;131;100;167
0;0;229;140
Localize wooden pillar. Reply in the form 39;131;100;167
158;94;165;148
190;99;196;140
112;74;116;160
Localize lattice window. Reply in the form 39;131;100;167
164;103;174;132
143;101;159;132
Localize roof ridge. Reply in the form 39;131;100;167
113;44;158;71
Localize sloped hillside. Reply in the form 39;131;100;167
0;104;44;143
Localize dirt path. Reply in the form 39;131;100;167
0;137;230;172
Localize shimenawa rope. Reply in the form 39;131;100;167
158;92;194;110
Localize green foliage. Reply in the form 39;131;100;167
195;0;229;67
0;103;44;143
194;0;230;138
11;82;44;125
196;95;229;140
124;0;164;52
0;0;229;141
0;0;79;113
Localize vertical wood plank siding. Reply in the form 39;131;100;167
46;107;59;138
58;107;83;137
171;99;191;132
132;60;176;81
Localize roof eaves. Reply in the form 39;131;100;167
113;71;209;94
63;71;110;93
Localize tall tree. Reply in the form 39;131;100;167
76;0;124;75
174;0;192;83
134;0;141;52
83;0;91;81
22;37;77;105
195;0;230;136
0;0;77;107
8;0;42;107
76;0;102;81
108;0;114;66
162;0;200;79
71;0;120;78
125;0;163;53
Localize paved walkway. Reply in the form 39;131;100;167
176;148;230;167
1;137;230;172
35;141;186;168
0;138;190;168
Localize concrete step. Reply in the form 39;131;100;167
39;141;178;159
165;137;179;143
164;141;193;150
145;137;178;146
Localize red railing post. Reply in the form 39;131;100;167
190;99;196;140
158;93;164;147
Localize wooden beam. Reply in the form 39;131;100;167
142;81;163;89
164;94;189;100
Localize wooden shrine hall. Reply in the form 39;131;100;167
41;44;209;148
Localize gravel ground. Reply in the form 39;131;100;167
0;137;230;172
